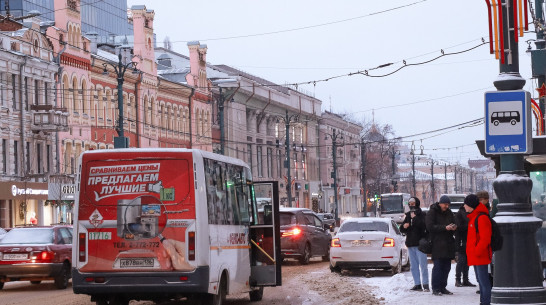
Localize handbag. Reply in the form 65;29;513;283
418;237;432;254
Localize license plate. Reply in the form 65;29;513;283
3;253;28;260
119;258;154;268
352;240;371;247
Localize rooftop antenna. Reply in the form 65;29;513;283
329;95;332;112
4;0;9;18
372;109;375;125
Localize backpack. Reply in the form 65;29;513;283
475;212;503;251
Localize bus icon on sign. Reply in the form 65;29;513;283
491;111;520;126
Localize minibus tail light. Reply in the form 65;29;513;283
188;231;195;261
79;233;86;262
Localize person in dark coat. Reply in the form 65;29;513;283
454;205;476;287
400;196;429;292
426;195;457;296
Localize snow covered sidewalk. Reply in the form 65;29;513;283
362;263;482;304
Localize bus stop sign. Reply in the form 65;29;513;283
485;90;532;154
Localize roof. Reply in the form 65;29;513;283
279;207;314;213
342;217;391;223
213;64;289;94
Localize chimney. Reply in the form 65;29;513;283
86;32;99;54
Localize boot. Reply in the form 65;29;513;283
462;280;476;287
422;284;430;292
455;279;463;287
410;284;422;291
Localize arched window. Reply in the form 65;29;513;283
61;74;69;109
72;77;78;114
81;78;87;114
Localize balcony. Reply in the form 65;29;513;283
30;105;69;133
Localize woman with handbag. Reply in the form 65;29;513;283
400;197;429;292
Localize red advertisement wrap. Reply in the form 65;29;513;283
78;152;196;272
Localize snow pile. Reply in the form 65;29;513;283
361;272;413;303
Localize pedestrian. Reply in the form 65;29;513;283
29;212;37;225
400;196;429;292
476;190;494;294
454;203;476;287
426;195;457;296
464;194;493;305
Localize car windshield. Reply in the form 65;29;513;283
449;196;465;203
0;228;54;244
317;214;324;220
381;196;404;213
280;213;297;226
340;221;389;233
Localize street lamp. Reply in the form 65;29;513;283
276;110;299;207
427;159;438;203
102;52;139;148
325;129;343;223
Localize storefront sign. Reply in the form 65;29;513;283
0;181;49;200
48;183;76;200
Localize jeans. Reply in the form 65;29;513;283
475;264;491;305
431;258;451;291
455;251;469;281
408;246;429;285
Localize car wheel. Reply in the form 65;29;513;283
299;243;311;265
30;281;41;284
322;246;330;262
330;264;341;273
391;254;402;275
249;286;264;302
54;263;70;289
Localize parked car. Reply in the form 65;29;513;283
280;208;332;264
0;225;73;289
317;213;336;232
329;217;409;275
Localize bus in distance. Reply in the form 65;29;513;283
378;193;411;224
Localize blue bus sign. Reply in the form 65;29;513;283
484;90;532;154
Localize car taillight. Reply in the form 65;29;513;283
79;233;86;262
32;251;54;263
331;238;341;247
188;231;195;261
383;237;395;247
281;227;302;237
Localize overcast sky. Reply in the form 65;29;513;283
126;0;539;165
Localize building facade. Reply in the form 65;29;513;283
0;16;68;227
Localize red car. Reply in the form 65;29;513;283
0;225;72;289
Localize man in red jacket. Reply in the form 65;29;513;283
464;194;492;305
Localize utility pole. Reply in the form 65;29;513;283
430;160;435;203
444;163;448;194
453;164;459;193
281;110;298;207
411;149;416;195
360;138;367;215
326;130;343;223
219;87;225;155
391;145;397;192
483;0;546;302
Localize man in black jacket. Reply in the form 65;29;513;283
400;197;429;292
454;205;476;287
426;195;457;296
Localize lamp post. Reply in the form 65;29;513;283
444;163;449;194
360;138;367;215
483;0;546;303
102;52;139;148
325;130;343;223
427;159;437;202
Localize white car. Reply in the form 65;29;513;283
329;217;408;275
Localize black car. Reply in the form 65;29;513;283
316;213;336;232
280;208;332;264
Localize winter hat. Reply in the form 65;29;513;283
409;197;421;207
464;194;480;209
439;195;451;204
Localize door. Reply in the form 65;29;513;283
250;181;281;287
